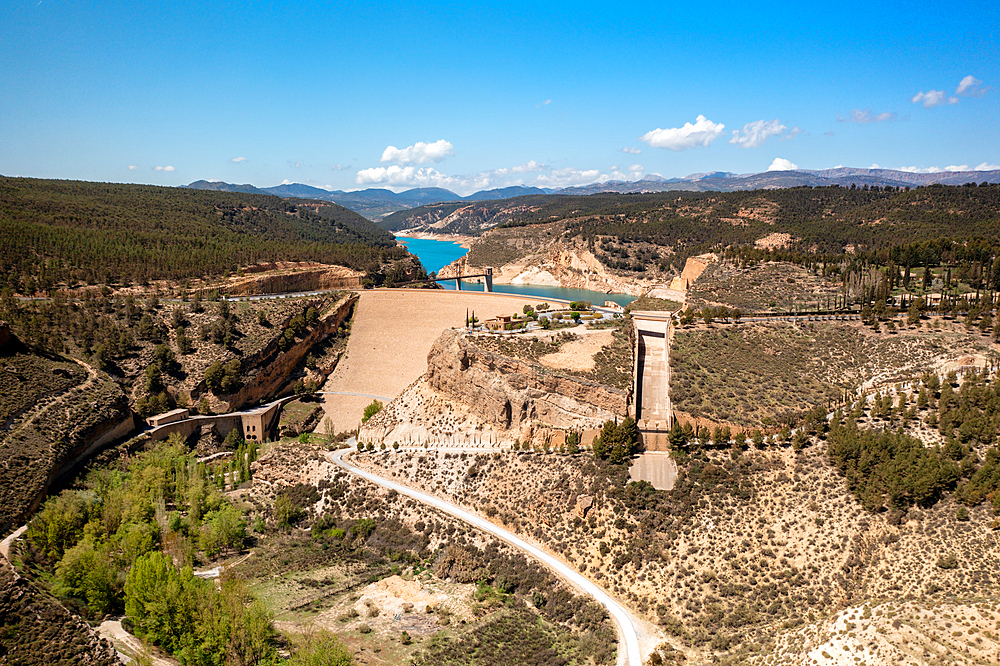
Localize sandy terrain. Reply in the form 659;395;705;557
317;289;552;434
538;329;614;371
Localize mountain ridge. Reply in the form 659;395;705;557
188;167;1000;220
186;181;551;219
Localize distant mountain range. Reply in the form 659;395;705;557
186;181;549;219
187;167;1000;220
559;167;1000;195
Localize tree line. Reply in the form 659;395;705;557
0;176;410;294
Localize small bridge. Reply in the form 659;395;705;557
397;267;494;292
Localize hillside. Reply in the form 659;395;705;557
0;177;405;296
559;166;1000;195
413;184;1000;293
378;195;554;234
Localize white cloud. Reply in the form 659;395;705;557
621;147;642;154
331;164;349;171
957;75;986;97
911;90;958;108
356;165;462;190
532;167;603;188
785;126;803;140
153;165;175;172
356;158;646;195
976;162;1000;171
380;139;453;165
767;158;798;171
946;165;970;172
509;160;546;173
640;115;725;150
729;119;788;148
839;109;897;123
230;156;247;163
290;160;302;168
127;164;138;171
536;99;552;108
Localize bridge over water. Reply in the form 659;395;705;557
398;267;494;291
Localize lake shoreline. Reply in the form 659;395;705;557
395;231;475;250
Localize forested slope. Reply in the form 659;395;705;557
0;177;406;294
386;184;1000;264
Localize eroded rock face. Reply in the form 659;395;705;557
216;294;357;412
209;264;364;297
425;329;627;431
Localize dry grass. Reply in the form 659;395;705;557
359;444;1000;663
687;260;842;313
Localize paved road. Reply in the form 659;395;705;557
329;445;643;666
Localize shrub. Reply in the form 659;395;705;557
362;399;383;424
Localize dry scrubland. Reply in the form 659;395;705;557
670;319;993;427
230;439;617;666
0;346;126;533
358;445;1000;664
318;290;554;434
0;564;118;666
473;321;634;392
761;600;1000;666
686;261;843;312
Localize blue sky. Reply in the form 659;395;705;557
1;1;997;195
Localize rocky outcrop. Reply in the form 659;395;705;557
425;329;627;430
202;263;364;296
218;294;358;411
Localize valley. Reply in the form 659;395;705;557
3;180;1000;666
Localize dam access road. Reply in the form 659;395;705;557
329;445;654;666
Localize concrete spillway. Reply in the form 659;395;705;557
631;313;673;450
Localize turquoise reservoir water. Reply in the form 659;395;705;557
395;236;469;275
397;234;636;307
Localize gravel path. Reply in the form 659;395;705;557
329;445;646;666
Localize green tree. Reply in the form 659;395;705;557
200;504;246;558
362;399;383;424
288;628;353;666
566;431;581;454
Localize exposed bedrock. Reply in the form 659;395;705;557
425;329;628;431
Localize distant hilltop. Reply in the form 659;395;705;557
558;166;1000;195
187;166;1000;220
185;181;549;220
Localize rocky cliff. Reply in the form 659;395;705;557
200;263;364;296
217;293;358;411
426;329;627;430
439;223;664;296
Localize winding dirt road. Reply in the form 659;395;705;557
329;445;646;666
